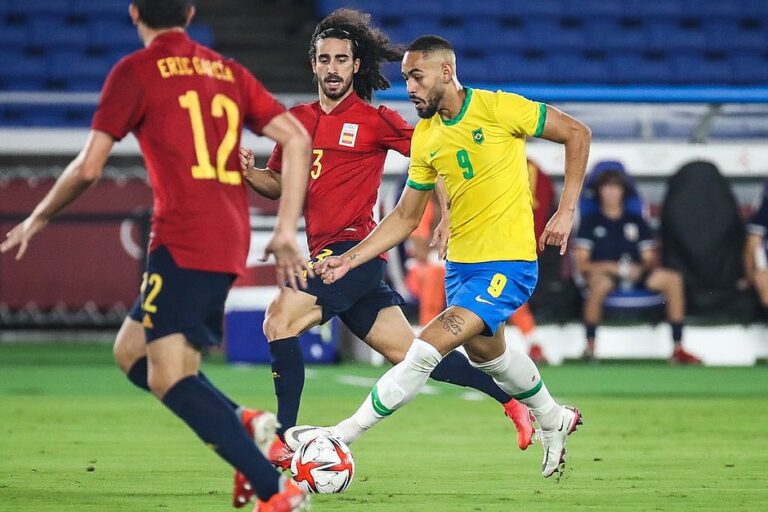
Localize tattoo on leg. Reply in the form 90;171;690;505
437;311;465;336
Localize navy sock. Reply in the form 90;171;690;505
671;322;684;344
162;376;279;501
198;371;240;411
126;357;239;412
585;323;597;341
430;351;511;404
126;357;150;391
269;337;305;438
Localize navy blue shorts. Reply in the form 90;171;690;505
303;241;404;340
127;246;235;347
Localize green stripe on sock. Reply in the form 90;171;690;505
512;379;543;400
371;386;395;417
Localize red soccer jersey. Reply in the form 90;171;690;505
267;93;412;257
92;32;284;276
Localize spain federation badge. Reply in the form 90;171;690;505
472;127;484;145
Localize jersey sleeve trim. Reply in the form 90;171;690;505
534;103;547;138
442;87;473;127
406;179;435;191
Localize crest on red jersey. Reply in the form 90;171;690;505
339;123;359;147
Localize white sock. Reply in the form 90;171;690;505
470;345;562;430
334;339;442;444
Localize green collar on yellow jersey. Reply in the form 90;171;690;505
440;87;473;126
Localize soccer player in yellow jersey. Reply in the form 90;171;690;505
296;35;591;479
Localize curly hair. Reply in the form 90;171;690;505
309;9;402;102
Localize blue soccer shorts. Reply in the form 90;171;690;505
444;260;538;336
128;246;235;347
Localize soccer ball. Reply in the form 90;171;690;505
290;435;355;494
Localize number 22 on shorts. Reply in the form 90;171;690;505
140;272;164;313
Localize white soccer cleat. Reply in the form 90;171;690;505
539;405;582;478
284;425;340;451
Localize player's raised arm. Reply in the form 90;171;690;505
537;105;591;255
260;111;312;289
1;130;113;260
239;147;282;200
315;185;432;284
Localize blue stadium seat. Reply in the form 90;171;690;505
72;0;129;21
9;0;71;17
92;21;141;53
509;0;565;18
485;54;550;83
588;20;647;51
646;22;707;51
670;54;734;84
624;0;684;19
0;24;28;50
464;20;526;51
188;24;215;48
0;52;48;90
549;53;609;84
563;0;624;18
609;54;674;84
49;51;112;91
458;57;489;80
29;20;91;49
705;21;767;52
690;0;743;20
732;53;768;84
525;20;586;51
443;0;504;19
381;0;443;19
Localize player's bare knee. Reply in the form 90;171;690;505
263;310;291;341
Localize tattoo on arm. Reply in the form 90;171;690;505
437;311;465;336
349;253;359;261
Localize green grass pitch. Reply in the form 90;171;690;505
1;343;767;511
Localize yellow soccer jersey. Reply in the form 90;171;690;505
407;87;546;263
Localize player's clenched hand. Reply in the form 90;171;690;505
314;255;351;284
239;147;255;175
262;229;312;290
430;216;450;260
539;209;575;256
0;216;47;260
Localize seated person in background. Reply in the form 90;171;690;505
745;182;768;309
405;194;446;326
573;170;701;364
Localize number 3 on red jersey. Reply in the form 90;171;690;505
178;90;242;185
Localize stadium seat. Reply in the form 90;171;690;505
0;52;47;90
609;53;674;84
8;0;71;17
549;53;610;84
188;24;215;48
647;22;707;51
29;20;91;49
691;0;743;20
587;20;647;51
624;0;684;19
670;54;734;85
72;0;129;21
485;54;550;83
705;21;767;52
0;24;28;50
465;20;526;51
732;54;768;84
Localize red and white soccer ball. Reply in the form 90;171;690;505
290;435;355;494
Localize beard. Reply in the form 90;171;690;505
413;91;441;119
320;75;354;100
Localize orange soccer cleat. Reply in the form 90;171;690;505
268;435;294;471
671;345;702;365
233;408;279;508
502;399;536;450
253;478;310;512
